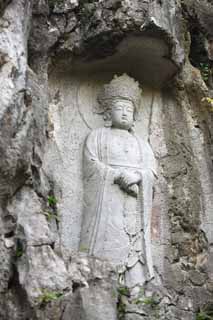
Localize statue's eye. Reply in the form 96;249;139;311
127;108;133;112
115;106;122;111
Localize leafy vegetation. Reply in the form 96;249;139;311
43;211;60;222
196;306;213;320
47;195;57;207
15;247;23;258
116;285;160;320
200;62;210;82
79;244;88;252
117;286;129;320
131;288;158;306
117;286;130;297
38;289;63;306
201;97;213;111
15;239;24;258
142;296;159;308
117;299;126;320
43;194;60;223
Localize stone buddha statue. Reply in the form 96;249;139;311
80;74;157;289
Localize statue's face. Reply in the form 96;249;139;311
110;100;134;130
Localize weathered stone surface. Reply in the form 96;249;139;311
34;256;117;320
64;256;117;320
7;187;56;246
0;1;34;312
0;0;213;319
17;245;69;304
0;0;33;191
0;0;11;16
80;74;157;288
0;238;13;293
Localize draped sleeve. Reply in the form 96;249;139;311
140;139;157;279
80;128;119;254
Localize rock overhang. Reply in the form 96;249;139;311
49;31;182;89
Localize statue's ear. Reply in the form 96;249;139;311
133;105;142;121
133;108;138;121
103;109;111;121
103;109;112;127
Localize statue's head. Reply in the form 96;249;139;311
110;99;134;130
97;74;142;130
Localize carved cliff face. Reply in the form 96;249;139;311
110;100;134;130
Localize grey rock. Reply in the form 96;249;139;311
1;0;213;319
7;187;56;246
0;0;34;303
0;238;13;293
188;270;207;286
17;245;70;304
33;0;49;15
51;0;79;13
0;0;11;16
64;256;117;320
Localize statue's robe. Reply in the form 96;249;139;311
80;127;157;286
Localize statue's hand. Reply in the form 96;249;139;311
119;171;141;188
114;171;141;190
127;184;139;198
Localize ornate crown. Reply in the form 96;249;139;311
97;74;142;110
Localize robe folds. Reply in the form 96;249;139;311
80;127;157;285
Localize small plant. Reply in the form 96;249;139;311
200;62;209;82
117;286;130;297
44;194;60;224
137;287;145;298
142;296;158;308
132;298;143;305
37;289;63;306
117;299;126;320
201;97;213;111
131;288;144;305
15;247;23;258
131;290;159;310
47;195;57;207
15;239;24;258
112;288;117;299
43;211;60;222
196;306;213;320
196;311;212;320
79;244;88;252
117;286;130;320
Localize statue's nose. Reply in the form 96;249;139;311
122;107;127;115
